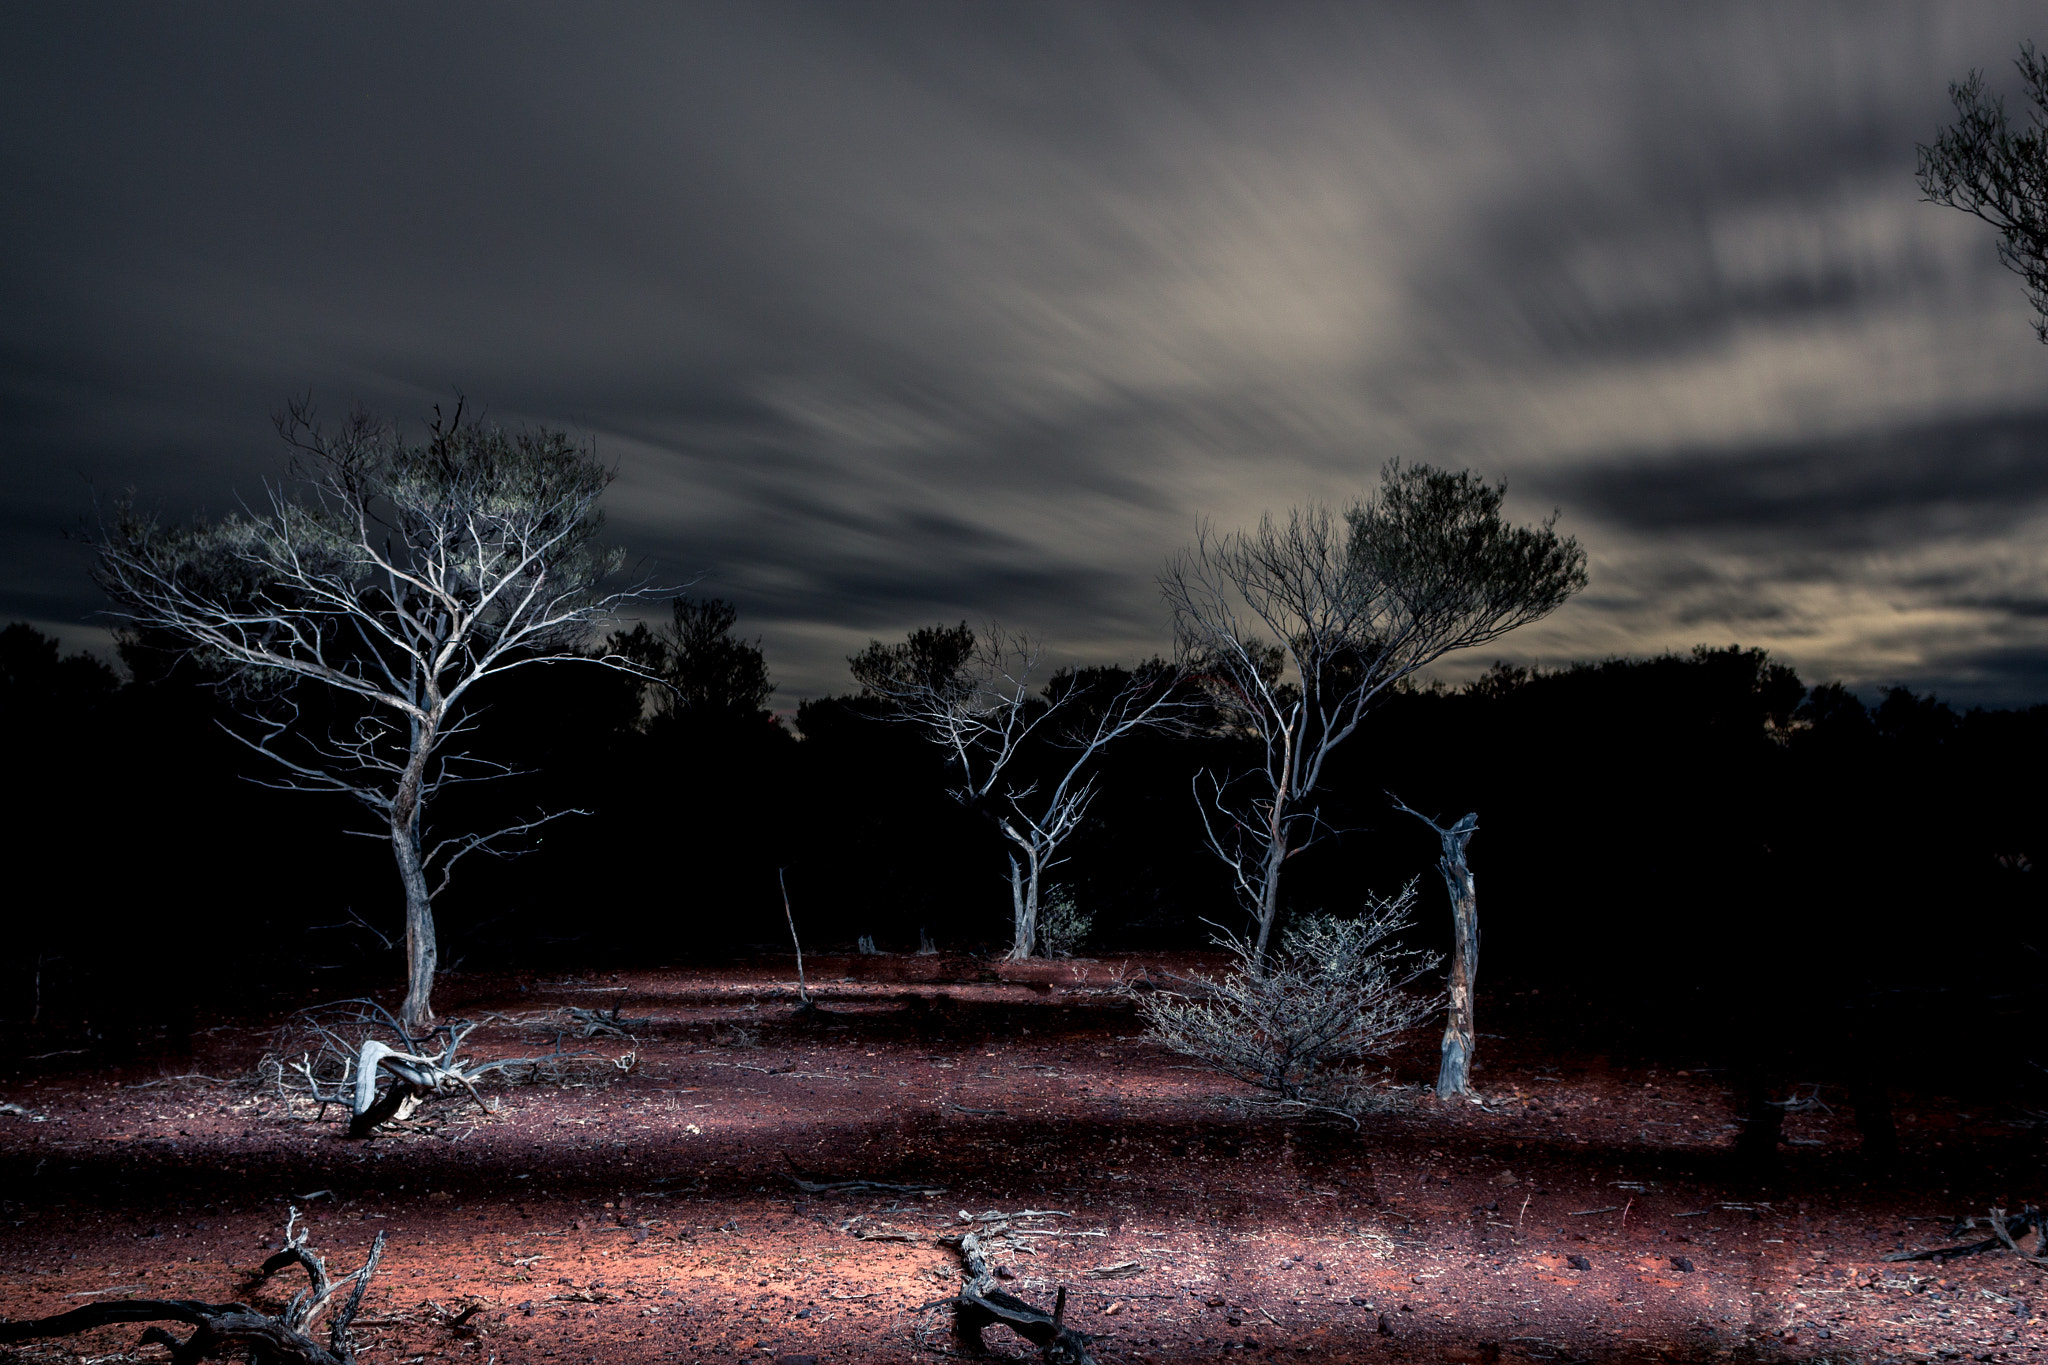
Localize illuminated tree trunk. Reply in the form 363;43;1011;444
1393;799;1480;1099
392;717;439;1035
1433;818;1479;1099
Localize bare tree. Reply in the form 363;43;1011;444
93;398;672;1030
852;625;1184;957
1163;463;1585;967
1390;797;1481;1100
1919;42;2048;341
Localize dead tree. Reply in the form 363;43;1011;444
0;1211;384;1365
1163;464;1584;968
1390;797;1481;1099
853;625;1184;958
93;397;675;1031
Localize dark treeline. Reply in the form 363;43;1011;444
5;619;2041;1092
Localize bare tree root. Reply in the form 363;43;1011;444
0;1210;384;1365
270;999;593;1136
1884;1205;2045;1263
925;1231;1096;1365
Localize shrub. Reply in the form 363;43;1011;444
1036;888;1094;958
1136;883;1437;1116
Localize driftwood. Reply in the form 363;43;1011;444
280;999;588;1136
1884;1205;2045;1262
0;1211;383;1365
932;1230;1097;1365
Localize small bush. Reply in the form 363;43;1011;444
1135;883;1437;1116
1036;888;1094;958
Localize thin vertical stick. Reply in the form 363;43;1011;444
779;868;809;1006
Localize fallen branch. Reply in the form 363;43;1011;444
1990;1205;2048;1263
782;1156;943;1196
563;1006;648;1039
926;1230;1097;1365
1884;1206;2044;1262
0;1211;384;1365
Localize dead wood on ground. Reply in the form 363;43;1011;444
926;1230;1097;1365
782;1155;944;1196
0;1211;383;1365
1884;1205;2044;1262
267;999;603;1136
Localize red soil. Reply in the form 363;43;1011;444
0;956;2042;1365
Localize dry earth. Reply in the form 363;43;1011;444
0;956;2043;1365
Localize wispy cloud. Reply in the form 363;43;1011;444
6;3;2048;701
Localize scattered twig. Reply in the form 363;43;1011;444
1085;1262;1144;1279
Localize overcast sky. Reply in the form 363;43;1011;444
8;3;2048;705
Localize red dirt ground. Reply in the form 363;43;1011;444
0;956;2042;1365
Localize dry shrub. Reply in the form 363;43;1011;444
1136;883;1438;1118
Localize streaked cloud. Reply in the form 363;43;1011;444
6;3;2048;702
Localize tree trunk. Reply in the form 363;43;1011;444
1250;825;1289;970
1006;848;1043;960
392;714;439;1036
1432;816;1479;1099
392;818;436;1036
1391;799;1481;1098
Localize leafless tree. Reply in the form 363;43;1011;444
853;625;1185;958
1163;463;1585;967
93;397;673;1030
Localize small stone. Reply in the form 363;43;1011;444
1567;1254;1593;1272
1377;1313;1396;1336
1670;1255;1694;1272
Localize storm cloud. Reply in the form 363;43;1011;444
7;3;2048;702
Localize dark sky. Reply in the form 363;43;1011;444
9;4;2048;705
